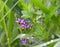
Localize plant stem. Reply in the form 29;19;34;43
1;19;11;47
2;16;11;47
15;13;22;34
19;26;22;34
1;3;11;47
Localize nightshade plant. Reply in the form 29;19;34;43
0;0;60;47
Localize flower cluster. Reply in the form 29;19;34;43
16;18;32;29
21;39;29;45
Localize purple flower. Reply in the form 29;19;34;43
16;19;21;24
26;25;31;28
22;21;26;25
16;18;26;24
20;19;25;24
21;39;29;45
16;18;32;29
22;24;32;29
22;24;27;29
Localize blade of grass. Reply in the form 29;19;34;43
34;38;60;47
0;32;5;47
5;5;15;40
0;0;20;22
31;0;50;14
46;5;60;21
1;5;11;47
49;5;60;16
0;0;20;47
0;0;8;12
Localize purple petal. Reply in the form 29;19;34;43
20;19;25;24
27;25;31;28
21;39;29;44
16;19;21;24
22;22;26;24
22;24;27;29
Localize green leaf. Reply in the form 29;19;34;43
46;5;60;21
31;0;50;14
54;42;60;47
5;5;15;39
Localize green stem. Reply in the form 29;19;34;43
15;13;22;34
0;2;11;46
18;25;22;34
1;19;11;47
3;17;11;47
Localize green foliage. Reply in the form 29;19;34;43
0;0;60;47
